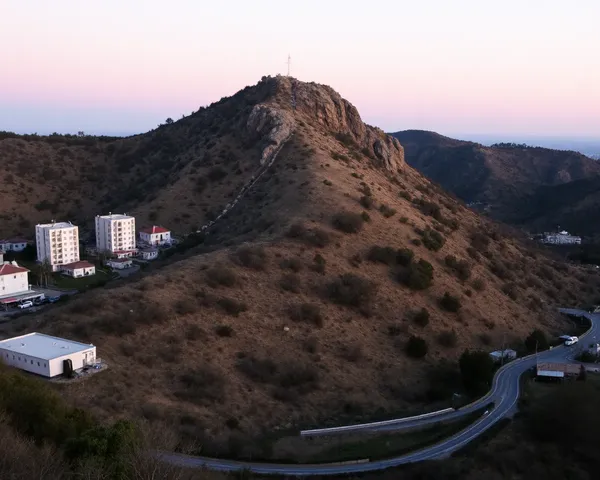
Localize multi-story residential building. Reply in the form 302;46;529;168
95;213;136;257
139;226;171;246
35;222;80;272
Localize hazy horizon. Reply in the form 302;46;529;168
2;0;599;139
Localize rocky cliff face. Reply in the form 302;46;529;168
248;76;405;173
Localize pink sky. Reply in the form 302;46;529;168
1;0;599;137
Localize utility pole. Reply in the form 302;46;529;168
500;332;507;366
286;54;291;77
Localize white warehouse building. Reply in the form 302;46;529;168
95;213;136;257
35;222;80;272
0;332;97;378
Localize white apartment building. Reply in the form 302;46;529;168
542;231;582;245
35;222;80;272
0;261;30;298
95;213;136;256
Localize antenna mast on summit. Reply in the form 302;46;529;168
286;54;291;76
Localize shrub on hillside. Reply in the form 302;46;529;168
280;273;301;293
470;232;490;252
215;325;234;337
440;292;462;312
399;190;411;201
405;335;428;358
175;366;225;403
444;255;471;281
311;253;326;274
379;204;397;218
232;245;268;270
501;282;519;300
361;211;371;223
437;329;458;348
207;166;228;182
288;303;323;327
472;278;486;291
367;246;397;265
286;223;307;238
421;229;445;252
327;273;377;313
415;199;443;221
396;248;415;266
360;195;375;210
525;329;548;353
413;308;430;327
205;267;237;287
217;297;248;316
399;259;434;290
280;257;303;272
332;211;364;234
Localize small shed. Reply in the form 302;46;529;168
140;248;158;261
106;258;133;270
489;349;517;363
61;261;96;278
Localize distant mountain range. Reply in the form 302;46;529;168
391;130;600;236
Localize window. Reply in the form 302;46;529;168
37;362;40;366
44;363;47;367
31;360;33;365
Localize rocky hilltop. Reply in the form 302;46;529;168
2;78;599;461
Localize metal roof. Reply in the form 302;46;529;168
0;333;94;360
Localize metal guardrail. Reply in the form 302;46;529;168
300;408;454;437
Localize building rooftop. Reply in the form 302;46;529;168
0;238;29;244
36;222;77;230
97;213;134;220
537;362;581;375
0;262;29;277
0;332;94;360
62;261;95;270
140;226;170;234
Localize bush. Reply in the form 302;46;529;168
279;257;303;273
289;303;323;327
175;298;198;315
323;179;333;186
305;228;331;247
413;308;430;327
217;297;248;316
525;329;548;353
360;195;375;209
396;248;414;266
459;349;495;395
327;273;377;312
379;204;397;218
440;292;462;312
205;267;237;287
287;223;307;238
489;259;512;280
311;253;326;274
280;273;301;293
421;228;445;251
361;211;371;223
207;166;228;182
470;232;490;252
176;366;225;403
444;255;471;281
501;282;519;300
332;211;364;234
415;199;443;221
367;245;397;265
232;245;268;270
236;355;319;394
400;259;434;290
405;335;428;358
472;278;486;291
437;329;458;347
399;190;411;201
215;325;234;337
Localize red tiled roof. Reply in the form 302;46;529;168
62;261;95;270
140;226;169;235
0;263;29;276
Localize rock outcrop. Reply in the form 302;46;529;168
246;104;295;165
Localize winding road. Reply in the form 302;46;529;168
161;308;598;476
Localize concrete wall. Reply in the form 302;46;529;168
0;271;29;296
0;349;50;376
49;348;96;377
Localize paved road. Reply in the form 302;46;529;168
162;308;599;476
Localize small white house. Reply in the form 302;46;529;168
489;349;517;363
542;231;582;245
0;239;29;252
140;248;158;261
139;226;171;246
0;332;97;378
114;249;137;259
0;261;30;298
60;261;96;278
106;258;132;270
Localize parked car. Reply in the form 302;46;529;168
18;301;33;309
47;296;61;303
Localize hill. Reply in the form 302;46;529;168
390;130;600;225
2;77;600;460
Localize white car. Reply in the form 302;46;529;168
18;301;33;309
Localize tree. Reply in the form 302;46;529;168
405;335;428;358
20;244;36;262
525;329;548;353
578;364;587;382
459;349;495;395
35;260;52;287
165;118;174;125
